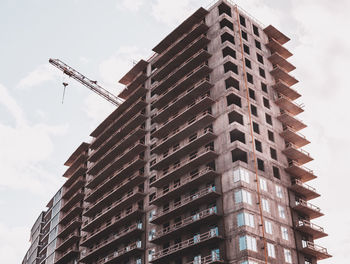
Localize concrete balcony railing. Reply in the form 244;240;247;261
301;241;331;260
150;186;220;224
275;93;304;116
293;199;324;219
272;80;300;100
296;220;327;239
286;160;317;183
94;241;143;264
151;206;219;243
151;229;222;263
85;171;145;203
80;223;143;261
185;253;223;264
283;142;313;165
153;109;215;154
290;179;320;200
150;167;218;205
278;110;307;131
150;145;218;188
280;126;310;148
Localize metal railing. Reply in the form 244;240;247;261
293;179;317;193
96;241;142;264
295;199;321;212
185;253;222;264
285;142;311;157
283;125;306;139
297;220;324;233
302;241;329;254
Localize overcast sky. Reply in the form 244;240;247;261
0;0;348;263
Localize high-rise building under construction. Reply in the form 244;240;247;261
22;1;331;264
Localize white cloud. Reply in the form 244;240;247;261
17;64;60;89
0;84;26;125
117;0;144;12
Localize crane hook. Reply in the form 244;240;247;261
61;82;69;104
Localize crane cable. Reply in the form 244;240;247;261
234;5;269;264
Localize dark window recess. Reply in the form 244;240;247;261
218;2;231;16
273;166;280;179
149;193;156;202
232;148;247;163
257;53;264;64
243;44;250;54
224;61;238;74
265;113;273;125
270;148;277;160
242;30;248;41
222;46;236;59
251;104;258;117
263;97;270;109
255;40;262;50
228;110;244;125
245;58;251;69
247;73;253;84
253;122;260;134
261;82;268;93
253;24;260;36
255;140;262;152
257;158;265;171
227;93;242;107
221;32;235;45
230;129;246;144
259;68;266;78
225;77;240;90
268;130;275;142
249;88;255;100
220;18;234;30
239;15;246;27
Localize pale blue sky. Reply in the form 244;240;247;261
1;0;348;263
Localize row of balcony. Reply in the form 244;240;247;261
275;93;304;116
278;110;306;131
151;145;218;188
293;199;323;219
296;220;327;239
151;167;218;205
286;161;317;183
272;80;300;100
151;206;219;244
268;52;295;72
80;223;143;262
152;127;216;170
152;64;212;110
89;112;146;162
150;186;220;224
290;179;320;201
280;126;310;148
150;229;222;263
94;241;143;264
283;142;313;165
301;241;331;260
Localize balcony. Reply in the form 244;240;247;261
150;186;220;224
185;253;223;264
295;220;327;239
151;167;219;205
280;126;310;148
275;94;304;116
270;65;298;86
82;204;143;237
95;241;143;264
59;205;83;226
286;161;317;182
89;114;146;162
283;143;313;165
300;241;331;260
151;206;220;243
153;35;210;81
150;229;222;263
289;179;320;200
152;66;212;110
80;224;143;262
272;80;300;100
90;97;147;149
266;38;292;59
264;25;290;45
60;190;84;212
63;154;86;178
54;246;79;264
150;146;218;188
153;111;215;154
293;199;324;219
268;52;295;72
57;217;82;238
62;175;85;200
151;128;216;170
85;171;146;203
86;155;145;189
56;230;80;252
153;80;213;123
152;95;215;139
278;111;307;131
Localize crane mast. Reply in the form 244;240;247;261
49;58;124;106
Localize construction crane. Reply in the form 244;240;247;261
49;58;124;106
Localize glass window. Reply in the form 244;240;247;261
259;178;267;191
265;220;273;234
278;205;286;219
239;235;257;252
148;229;156;241
148;209;156;221
284;249;292;263
237;212;254;227
276;185;283;198
267;243;276;258
233;167;250;183
148;249;155;261
235;190;252;205
281;226;289;240
211;248;220;261
262;198;270;212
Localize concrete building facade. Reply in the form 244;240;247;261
22;1;331;264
